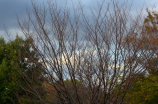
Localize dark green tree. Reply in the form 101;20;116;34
0;36;45;104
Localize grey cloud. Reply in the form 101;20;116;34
0;0;46;30
0;0;32;30
0;0;158;35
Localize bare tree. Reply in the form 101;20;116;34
15;0;155;103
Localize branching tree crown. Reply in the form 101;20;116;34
14;0;156;103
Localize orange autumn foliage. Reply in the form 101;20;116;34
124;9;158;75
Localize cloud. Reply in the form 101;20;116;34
0;0;29;30
1;0;158;38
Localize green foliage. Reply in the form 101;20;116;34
125;75;158;104
0;37;18;104
0;36;44;104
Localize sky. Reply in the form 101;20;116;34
0;0;158;39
